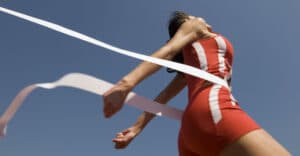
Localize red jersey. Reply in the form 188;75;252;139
178;34;260;156
182;34;233;100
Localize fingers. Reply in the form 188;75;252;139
103;100;114;118
113;134;130;149
112;129;136;149
102;97;118;118
114;140;128;149
103;100;123;118
102;87;126;118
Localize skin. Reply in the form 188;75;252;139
112;73;186;149
102;16;291;155
103;16;214;118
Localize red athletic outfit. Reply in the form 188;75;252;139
178;34;260;156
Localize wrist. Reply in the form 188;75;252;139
131;124;143;135
117;77;135;92
134;112;155;130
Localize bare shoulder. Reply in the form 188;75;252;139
165;18;211;56
179;18;209;37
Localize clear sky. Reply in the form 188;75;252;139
0;0;299;155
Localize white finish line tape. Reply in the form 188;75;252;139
0;73;183;138
0;6;228;88
0;6;229;138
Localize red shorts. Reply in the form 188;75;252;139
178;84;260;156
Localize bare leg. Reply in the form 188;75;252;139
220;129;291;156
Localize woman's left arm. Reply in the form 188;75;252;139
102;19;203;118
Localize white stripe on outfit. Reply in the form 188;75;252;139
192;42;208;71
191;36;231;124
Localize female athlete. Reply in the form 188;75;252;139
102;11;290;156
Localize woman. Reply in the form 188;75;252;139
103;11;290;156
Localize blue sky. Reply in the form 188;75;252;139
0;0;299;155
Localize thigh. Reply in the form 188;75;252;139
220;129;291;156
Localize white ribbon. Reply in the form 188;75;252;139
0;6;229;138
0;73;183;138
0;6;228;88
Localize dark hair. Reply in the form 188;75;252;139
168;11;189;38
167;11;189;73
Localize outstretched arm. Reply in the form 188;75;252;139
112;73;186;149
102;18;207;118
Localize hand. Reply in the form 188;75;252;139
102;82;131;118
0;118;7;137
113;127;141;149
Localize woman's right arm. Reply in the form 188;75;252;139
112;73;186;149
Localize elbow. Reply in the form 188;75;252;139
159;45;177;60
166;46;181;60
